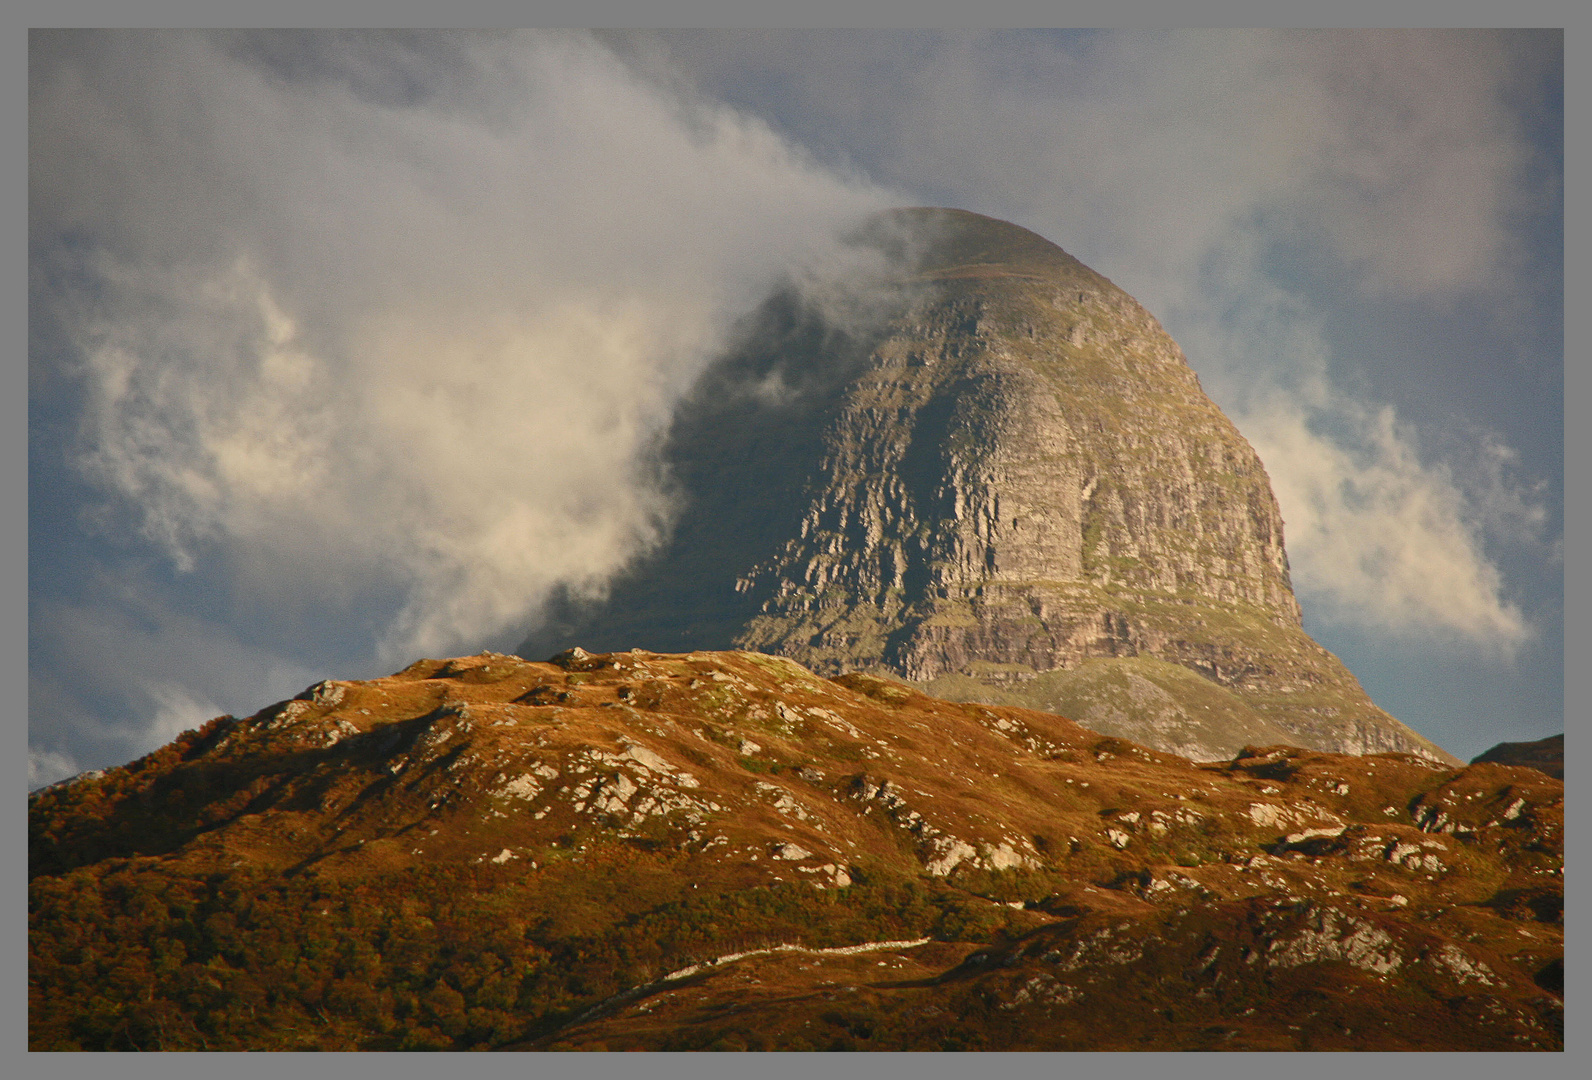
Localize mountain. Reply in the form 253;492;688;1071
30;650;1561;1051
1472;734;1563;780
519;208;1454;765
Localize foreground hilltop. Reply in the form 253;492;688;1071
522;208;1453;765
31;649;1560;1051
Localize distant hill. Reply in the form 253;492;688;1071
1471;733;1562;780
30;649;1560;1050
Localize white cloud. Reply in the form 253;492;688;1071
29;748;83;791
142;681;229;747
29;588;324;776
1244;398;1532;647
33;30;895;663
1162;240;1543;647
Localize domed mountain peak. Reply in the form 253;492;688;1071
520;208;1452;765
856;206;1102;280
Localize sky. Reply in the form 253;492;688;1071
28;29;1563;784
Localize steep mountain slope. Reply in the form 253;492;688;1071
519;208;1452;764
30;650;1560;1051
916;655;1303;763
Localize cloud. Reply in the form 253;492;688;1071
142;681;229;748
1162;238;1545;647
1277;29;1551;299
32;30;895;664
29;748;82;791
29;585;324;783
631;29;1550;303
1245;399;1532;647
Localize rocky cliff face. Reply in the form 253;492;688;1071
520;208;1453;764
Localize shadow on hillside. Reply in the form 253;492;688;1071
28;710;456;877
517;287;892;661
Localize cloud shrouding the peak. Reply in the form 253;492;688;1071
623;28;1554;647
625;28;1548;303
31;30;894;665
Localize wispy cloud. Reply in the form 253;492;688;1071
33;30;894;667
29;748;82;791
1246;398;1533;647
141;681;229;748
1159;232;1547;649
29;585;323;785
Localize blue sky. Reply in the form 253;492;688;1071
28;29;1562;783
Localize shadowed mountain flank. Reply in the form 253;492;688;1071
1471;734;1562;780
518;208;1453;764
520;284;880;659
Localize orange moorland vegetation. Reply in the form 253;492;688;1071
30;649;1562;1051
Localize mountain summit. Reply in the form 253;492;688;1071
520;209;1451;764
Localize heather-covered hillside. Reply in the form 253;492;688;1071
30;649;1561;1050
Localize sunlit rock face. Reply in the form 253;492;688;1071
520;208;1453;764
